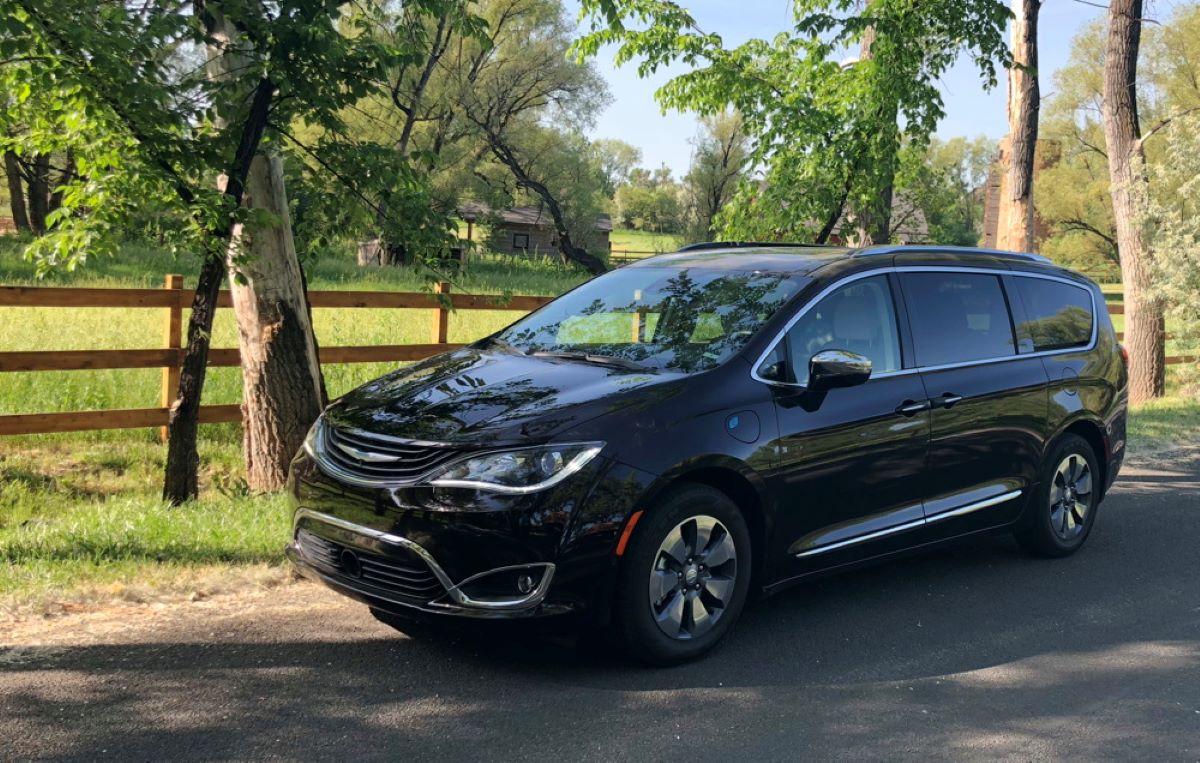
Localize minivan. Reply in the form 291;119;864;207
286;243;1128;664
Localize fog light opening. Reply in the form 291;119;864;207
517;574;535;594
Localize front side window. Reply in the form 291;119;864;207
499;266;807;373
767;274;902;385
1011;277;1094;352
901;272;1016;367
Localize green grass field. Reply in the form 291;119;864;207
1;235;1196;614
609;228;684;256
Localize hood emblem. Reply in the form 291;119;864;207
332;440;401;463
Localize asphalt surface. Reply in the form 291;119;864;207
3;450;1200;761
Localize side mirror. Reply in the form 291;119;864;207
808;349;872;391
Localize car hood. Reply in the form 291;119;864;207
324;346;686;445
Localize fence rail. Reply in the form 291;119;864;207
0;277;549;437
0;278;1191;437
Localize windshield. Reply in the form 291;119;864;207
496;267;808;373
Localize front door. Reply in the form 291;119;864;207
761;273;931;582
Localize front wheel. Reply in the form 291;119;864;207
613;484;752;665
1015;434;1100;558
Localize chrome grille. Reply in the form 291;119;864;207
296;529;445;603
318;425;464;484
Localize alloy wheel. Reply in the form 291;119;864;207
1050;454;1093;541
648;514;738;640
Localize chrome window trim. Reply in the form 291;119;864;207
292;508;555;610
793;489;1023;558
750;265;1100;387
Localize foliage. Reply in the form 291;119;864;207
1143;114;1200;392
682;110;749;241
613;173;682;232
592;138;642;196
895;136;995;246
574;0;1010;242
1037;7;1200;274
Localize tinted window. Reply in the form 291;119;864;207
901;272;1015;366
500;266;806;373
1012;277;1094;351
771;275;902;384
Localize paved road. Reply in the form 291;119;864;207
4;452;1200;761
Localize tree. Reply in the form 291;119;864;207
459;0;611;273
683;110;749;241
996;0;1040;252
575;0;1010;245
1102;0;1163;403
1;0;422;501
1144;114;1200;393
593;138;641;196
896;136;996;246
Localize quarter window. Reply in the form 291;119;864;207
900;272;1016;367
771;275;902;385
1011;277;1094;351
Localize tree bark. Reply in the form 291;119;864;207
1101;0;1165;404
225;152;324;491
3;151;31;232
997;0;1041;252
27;153;50;233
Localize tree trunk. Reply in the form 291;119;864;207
996;0;1041;252
3;151;31;232
225;152;324;491
1102;0;1164;404
48;150;75;213
162;74;275;505
27;154;50;234
851;26;895;245
163;255;227;503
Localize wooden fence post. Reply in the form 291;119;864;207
432;281;450;344
160;274;183;442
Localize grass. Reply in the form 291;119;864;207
1125;393;1200;453
609;228;684;256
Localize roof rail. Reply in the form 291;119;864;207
677;241;840;252
852;244;1052;264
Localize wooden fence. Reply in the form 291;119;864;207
0;278;1191;437
0;277;551;437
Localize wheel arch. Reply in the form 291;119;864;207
1053;416;1110;499
639;458;771;591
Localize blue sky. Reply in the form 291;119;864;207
577;2;1106;177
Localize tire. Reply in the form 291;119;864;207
613;483;753;666
1015;434;1101;558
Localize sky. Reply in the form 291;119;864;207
574;1;1107;177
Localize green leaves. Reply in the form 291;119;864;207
576;0;1010;242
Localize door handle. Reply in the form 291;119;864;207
931;393;964;409
895;400;930;417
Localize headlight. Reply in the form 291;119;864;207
302;416;323;457
427;442;604;494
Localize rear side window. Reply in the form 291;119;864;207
1011;277;1094;351
900;272;1016;367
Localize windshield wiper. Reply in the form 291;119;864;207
528;350;650;372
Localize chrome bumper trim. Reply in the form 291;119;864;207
292;508;554;611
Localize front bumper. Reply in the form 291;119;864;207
287;508;570;619
285;448;657;622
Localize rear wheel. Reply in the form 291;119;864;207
613;484;752;665
1015;434;1100;557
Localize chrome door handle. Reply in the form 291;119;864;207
895;400;930;417
932;393;964;409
